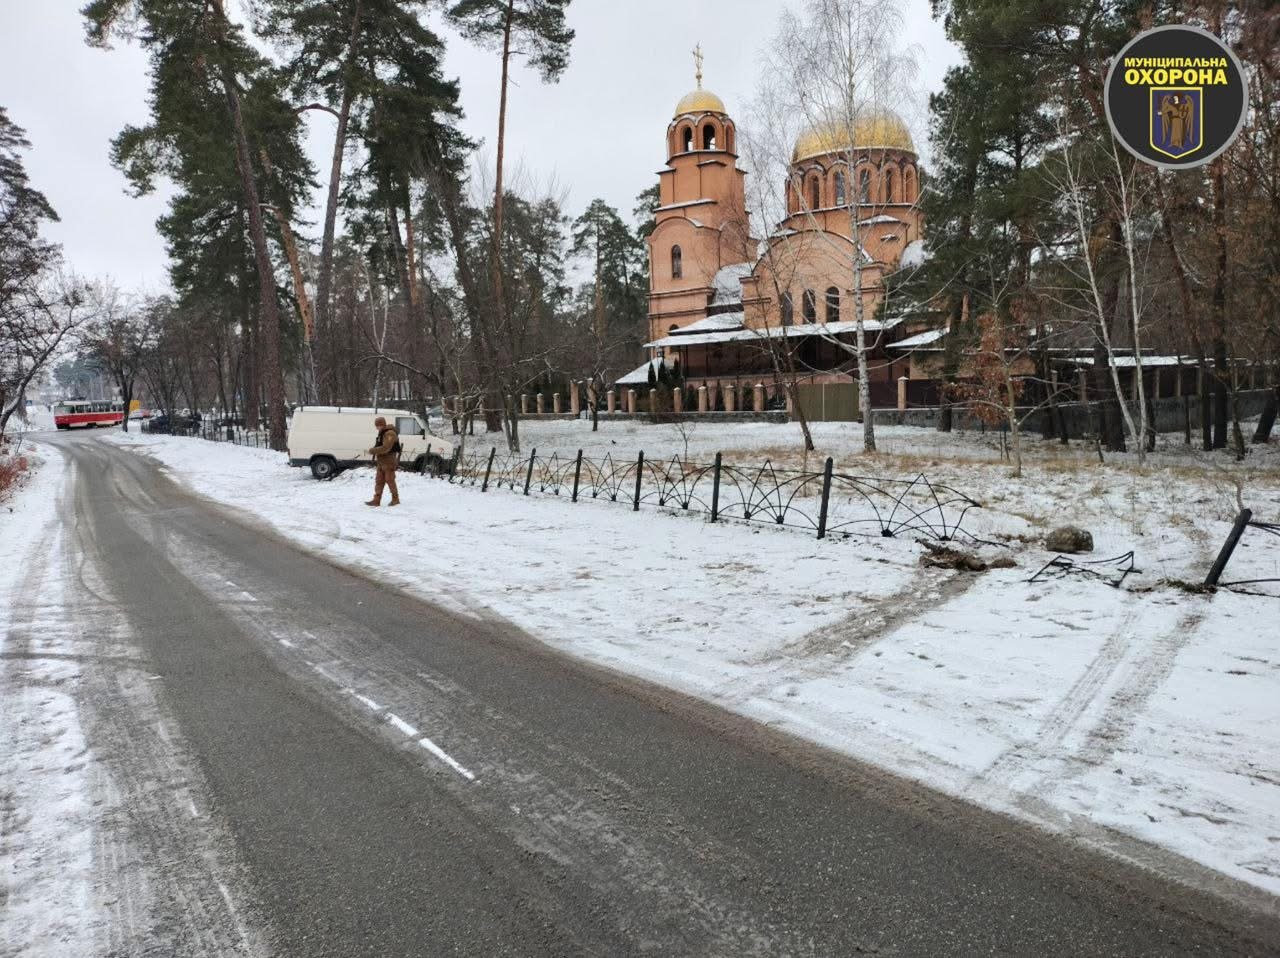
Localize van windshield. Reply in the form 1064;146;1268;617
396;416;424;437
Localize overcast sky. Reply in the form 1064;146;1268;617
0;1;959;292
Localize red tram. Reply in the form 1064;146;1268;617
53;399;125;429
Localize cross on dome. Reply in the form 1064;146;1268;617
673;43;726;118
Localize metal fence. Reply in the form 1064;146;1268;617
140;418;272;449
433;446;981;543
146;418;981;544
1205;508;1280;591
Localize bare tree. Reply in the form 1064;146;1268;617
1046;136;1149;462
763;0;921;453
79;286;149;434
1;275;92;438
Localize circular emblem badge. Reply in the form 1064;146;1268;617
1104;24;1247;169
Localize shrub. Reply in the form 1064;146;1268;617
0;454;30;502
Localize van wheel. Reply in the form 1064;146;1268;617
310;456;338;480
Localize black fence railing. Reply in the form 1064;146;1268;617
148;422;982;544
435;446;980;543
1205;508;1280;591
140;418;272;449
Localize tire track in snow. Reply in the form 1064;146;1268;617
970;599;1202;812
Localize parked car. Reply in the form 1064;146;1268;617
148;412;200;434
286;406;454;480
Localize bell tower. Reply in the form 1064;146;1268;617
647;48;754;348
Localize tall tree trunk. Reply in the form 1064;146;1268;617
1254;385;1278;443
482;0;516;436
1210;157;1230;449
245;306;260;431
1094;221;1127;452
260;147;315;405
207;5;287;448
851;224;874;451
314;0;363;400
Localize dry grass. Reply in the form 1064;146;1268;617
0;452;30;503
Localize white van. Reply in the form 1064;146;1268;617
286;406;454;480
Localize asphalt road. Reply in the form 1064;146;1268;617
15;432;1280;956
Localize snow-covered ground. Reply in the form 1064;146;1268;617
90;419;1280;902
1;433;267;955
0;450;104;953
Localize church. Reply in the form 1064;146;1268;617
625;59;939;411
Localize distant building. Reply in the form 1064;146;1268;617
634;66;933;408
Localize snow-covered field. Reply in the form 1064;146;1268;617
79;417;1280;902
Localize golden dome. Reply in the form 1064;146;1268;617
673;88;727;118
792;111;915;162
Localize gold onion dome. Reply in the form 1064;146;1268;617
792;111;915;162
673;88;727;117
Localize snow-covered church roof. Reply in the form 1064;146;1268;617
670;312;745;335
899;239;929;269
616;358;667;385
710;263;753;306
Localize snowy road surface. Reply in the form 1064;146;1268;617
1;432;1278;956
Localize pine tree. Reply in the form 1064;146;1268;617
446;0;574;439
84;0;299;450
256;0;465;402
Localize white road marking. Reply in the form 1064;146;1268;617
301;658;474;783
308;663;341;685
386;713;419;737
188;798;200;819
277;637;296;649
216;880;256;952
418;737;476;782
238;590;256;603
351;692;383;712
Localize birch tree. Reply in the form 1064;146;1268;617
760;0;921;453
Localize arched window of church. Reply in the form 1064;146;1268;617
809;175;821;210
858;168;871;204
671;245;683;279
834;171;846;207
904;166;917;202
826;286;840;323
681;126;694;153
802;289;817;324
884;168;896;203
725;124;735;152
702;123;717;150
780;291;794;326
